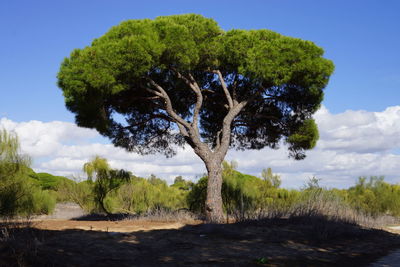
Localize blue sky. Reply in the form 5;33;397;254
1;0;399;121
0;0;399;187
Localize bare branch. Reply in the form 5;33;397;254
146;79;191;129
232;74;239;106
146;78;212;159
177;123;189;137
144;87;163;97
170;68;203;129
122;114;173;129
217;100;250;155
201;89;215;94
213;70;233;109
215;130;222;150
187;73;203;128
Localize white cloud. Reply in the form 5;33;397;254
0;118;98;157
1;105;400;188
314;106;400;153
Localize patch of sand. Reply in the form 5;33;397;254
33;220;192;232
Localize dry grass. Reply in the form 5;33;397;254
233;189;400;241
127;208;201;223
0;218;43;267
70;208;201;224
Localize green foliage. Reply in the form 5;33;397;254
58;14;333;221
261;168;281;188
47;158;400;219
187;162;294;220
83;156;130;214
345;176;400;216
148;174;167;187
58;14;333;158
171;176;193;191
83;155;110;182
287;119;319;159
113;176;188;214
29;171;73;191
56;180;95;212
187;166;400;220
92;169;130;214
187;176;208;213
28;190;57;215
0;130;56;217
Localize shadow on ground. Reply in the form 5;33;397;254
71;213;135;221
1;216;400;266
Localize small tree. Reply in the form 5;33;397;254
0;130;55;216
0;130;28;216
58;14;334;222
83;156;130;214
261;168;281;188
172;176;193;191
83;155;109;182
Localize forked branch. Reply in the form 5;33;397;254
213;70;234;109
146;79;190;129
145;78;211;159
170;68;203;129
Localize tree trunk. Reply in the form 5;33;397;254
205;159;225;223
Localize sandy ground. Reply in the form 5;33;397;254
34;219;190;232
2;203;400;266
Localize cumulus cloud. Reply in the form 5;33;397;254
314;106;400;153
1;105;399;188
0;118;98;157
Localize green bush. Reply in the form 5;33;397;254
113;176;188;214
56;179;95;212
0;130;56;217
29;171;72;191
346;176;400;216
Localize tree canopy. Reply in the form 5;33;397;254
58;14;333;159
58;14;334;222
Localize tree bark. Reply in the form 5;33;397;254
205;158;225;223
146;72;251;223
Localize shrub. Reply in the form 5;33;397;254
0;130;56;217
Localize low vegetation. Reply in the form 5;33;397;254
1;129;400;266
1;129;400;226
0;130;56;218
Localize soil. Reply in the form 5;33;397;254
1;204;400;266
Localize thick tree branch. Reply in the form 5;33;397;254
170;68;203;129
232;73;239;106
177;123;189;138
144;87;163;97
216;101;248;154
146;79;191;129
215;130;222;148
215;89;266;155
146;78;212;160
213;70;233;109
187;73;203;129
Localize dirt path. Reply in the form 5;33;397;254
34;202;86;220
3;206;400;266
368;226;400;266
33;203;196;232
33;219;189;232
2;218;399;266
